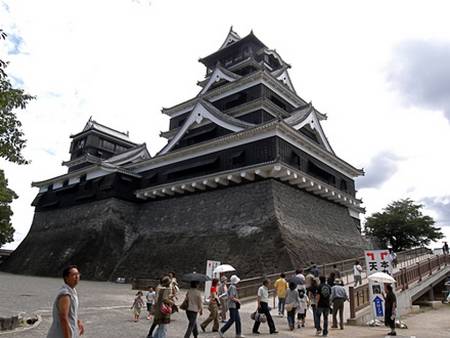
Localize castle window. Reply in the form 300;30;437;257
307;161;336;186
76;139;85;149
231;151;245;166
290;151;301;168
101;139;115;151
340;180;348;192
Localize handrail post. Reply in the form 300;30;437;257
437;255;440;270
349;286;355;319
428;258;432;276
417;262;422;282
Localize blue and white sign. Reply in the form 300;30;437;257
374;295;384;317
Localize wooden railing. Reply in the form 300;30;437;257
237;247;432;299
349;253;450;319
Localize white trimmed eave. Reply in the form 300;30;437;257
162;71;307;118
135;162;364;214
130;121;363;178
275;68;296;93
158;101;249;155
161;98;289;140
218;27;241;50
32;163;141;193
289;109;334;153
198;66;241;95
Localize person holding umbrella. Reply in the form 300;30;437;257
181;272;210;338
200;278;220;332
183;281;203;338
219;275;245;338
383;284;397;336
218;275;229;322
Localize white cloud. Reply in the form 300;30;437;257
2;0;450;249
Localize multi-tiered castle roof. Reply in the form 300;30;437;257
32;28;363;215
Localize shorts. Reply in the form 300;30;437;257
147;303;153;312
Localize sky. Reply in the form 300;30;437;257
1;0;450;250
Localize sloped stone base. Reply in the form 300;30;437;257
2;179;366;280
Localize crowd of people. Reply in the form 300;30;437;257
46;263;402;338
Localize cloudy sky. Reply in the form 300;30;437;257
1;0;450;250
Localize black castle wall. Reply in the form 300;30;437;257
3;180;366;280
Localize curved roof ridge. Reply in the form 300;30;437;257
218;26;241;50
199;99;255;129
284;103;314;126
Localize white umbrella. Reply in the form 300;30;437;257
213;264;236;274
368;272;396;284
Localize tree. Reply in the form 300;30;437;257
0;29;34;245
0;169;17;246
364;198;444;251
1;29;34;164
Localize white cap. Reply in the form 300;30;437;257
230;275;240;284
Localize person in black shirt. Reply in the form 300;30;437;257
384;284;397;336
316;276;331;337
307;278;320;333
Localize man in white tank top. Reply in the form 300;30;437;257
47;265;84;338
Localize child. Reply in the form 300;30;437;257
145;287;156;320
131;291;145;322
297;288;309;328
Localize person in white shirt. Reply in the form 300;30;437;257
252;279;277;334
353;260;363;287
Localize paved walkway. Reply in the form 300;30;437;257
1;272;450;337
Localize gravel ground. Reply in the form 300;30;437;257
1;272;450;338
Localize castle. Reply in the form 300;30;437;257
3;28;367;280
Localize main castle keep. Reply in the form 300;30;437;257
4;29;367;280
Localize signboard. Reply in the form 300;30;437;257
364;249;392;320
364;249;392;275
204;260;221;301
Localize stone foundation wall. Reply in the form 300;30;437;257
3;179;366;280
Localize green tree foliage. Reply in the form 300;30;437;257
364;198;444;251
1;29;34;164
0;29;34;245
0;169;17;246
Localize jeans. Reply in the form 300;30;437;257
354;275;362;287
286;307;296;329
153;324;167;338
277;297;285;315
252;302;276;333
316;307;330;336
184;310;198;338
311;304;320;330
220;308;241;335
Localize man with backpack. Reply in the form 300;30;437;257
316;276;331;337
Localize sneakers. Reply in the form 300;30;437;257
270;331;278;334
236;335;246;338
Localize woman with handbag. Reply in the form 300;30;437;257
183;281;203;338
152;276;173;338
200;278;220;332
